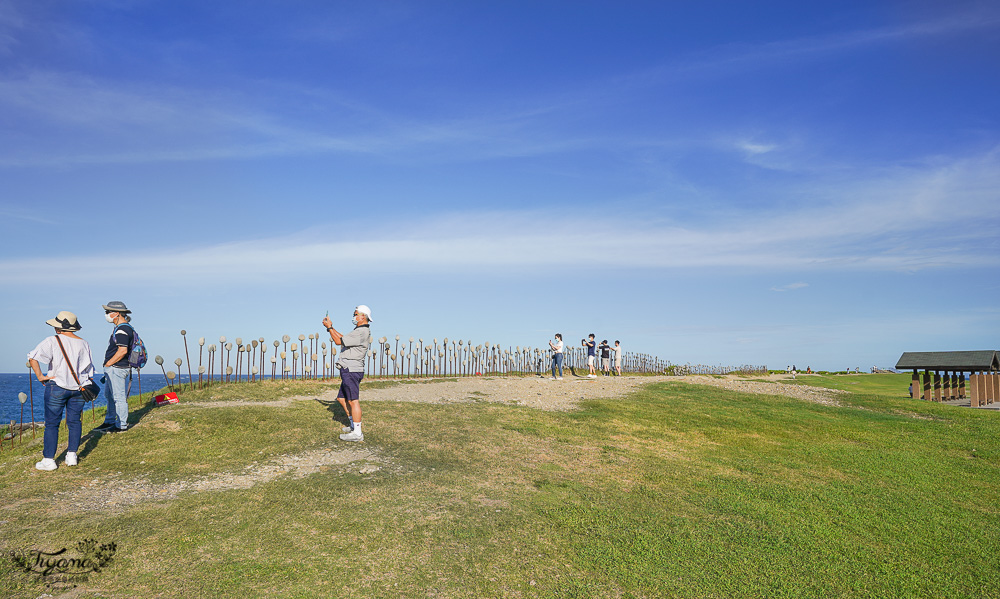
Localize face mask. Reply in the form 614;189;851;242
105;313;115;324
352;316;359;325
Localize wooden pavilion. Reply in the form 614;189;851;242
895;351;1000;407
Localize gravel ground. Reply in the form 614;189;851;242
326;373;846;409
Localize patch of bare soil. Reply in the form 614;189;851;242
54;447;383;514
321;375;676;411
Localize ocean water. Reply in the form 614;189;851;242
0;372;261;424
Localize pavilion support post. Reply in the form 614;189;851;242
942;372;951;401
959;372;966;399
970;372;980;407
911;370;919;399
947;372;956;400
992;373;999;405
922;370;932;401
933;371;942;402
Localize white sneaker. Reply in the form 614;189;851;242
551;376;557;380
35;458;57;471
557;377;563;380
341;425;353;433
339;430;364;442
65;452;78;466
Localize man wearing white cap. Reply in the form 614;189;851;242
322;305;373;442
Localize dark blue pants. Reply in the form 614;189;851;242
43;382;85;459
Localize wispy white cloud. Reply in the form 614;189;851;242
663;9;1000;77
0;69;593;167
2;149;997;285
771;282;809;292
0;208;56;226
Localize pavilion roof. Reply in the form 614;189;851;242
895;351;1000;372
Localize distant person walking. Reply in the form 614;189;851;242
95;301;136;433
584;334;597;378
599;340;611;376
613;340;622;376
27;311;96;471
549;333;564;380
324;305;373;442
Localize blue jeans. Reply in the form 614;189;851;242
551;353;563;377
43;382;85;459
103;367;131;428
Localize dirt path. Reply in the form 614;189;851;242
320;373;845;409
54;447;384;514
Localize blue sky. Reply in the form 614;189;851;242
1;0;998;373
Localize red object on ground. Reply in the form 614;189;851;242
155;392;179;406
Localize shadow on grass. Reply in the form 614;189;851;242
315;398;352;428
74;395;158;461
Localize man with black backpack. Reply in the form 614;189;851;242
95;300;136;433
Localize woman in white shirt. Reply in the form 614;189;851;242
548;333;565;380
613;341;623;376
27;311;96;471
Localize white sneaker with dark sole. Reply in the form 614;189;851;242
339;431;364;442
35;458;57;471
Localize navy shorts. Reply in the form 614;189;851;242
338;369;364;402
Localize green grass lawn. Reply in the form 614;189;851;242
1;375;998;598
781;372;914;396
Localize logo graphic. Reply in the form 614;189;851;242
7;538;116;582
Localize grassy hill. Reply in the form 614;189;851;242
1;375;998;598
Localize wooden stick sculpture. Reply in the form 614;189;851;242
181;330;194;391
234;338;243;383
198;337;205;388
258;338;266;378
18;392;27;444
299;335;309;378
219;336;226;386
26;361;36;438
156;355;167;383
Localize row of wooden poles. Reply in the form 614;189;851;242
910;370;999;407
155;331;675;391
670;364;769;376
